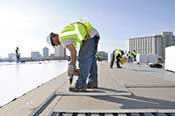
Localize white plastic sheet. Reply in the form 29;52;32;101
148;54;158;64
136;54;148;64
165;46;175;72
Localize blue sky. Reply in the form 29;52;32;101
0;0;175;57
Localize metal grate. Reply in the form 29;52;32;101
50;112;175;116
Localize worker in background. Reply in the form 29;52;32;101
132;50;137;62
96;52;101;61
47;21;100;92
127;51;133;63
15;47;21;63
110;49;124;68
110;50;115;68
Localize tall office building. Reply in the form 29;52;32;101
31;51;41;60
43;47;49;57
55;45;66;57
129;32;175;58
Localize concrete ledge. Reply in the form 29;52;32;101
56;91;132;96
125;84;175;88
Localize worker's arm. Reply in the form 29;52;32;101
66;44;77;65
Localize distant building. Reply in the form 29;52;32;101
31;51;41;60
43;47;49;57
129;32;175;58
8;53;16;62
50;53;55;57
55;45;66;58
97;51;108;61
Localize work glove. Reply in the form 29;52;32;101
68;64;75;77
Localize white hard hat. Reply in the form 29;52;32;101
46;32;57;46
46;34;52;46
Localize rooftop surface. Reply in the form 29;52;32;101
0;62;175;116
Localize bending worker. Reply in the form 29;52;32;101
110;49;124;68
47;21;100;92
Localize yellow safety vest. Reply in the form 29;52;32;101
59;22;88;48
82;21;93;30
114;49;122;62
128;52;132;57
132;51;137;57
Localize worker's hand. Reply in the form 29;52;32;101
68;64;75;76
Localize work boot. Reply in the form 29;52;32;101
87;82;98;89
69;87;87;92
110;65;113;69
69;84;87;92
118;66;122;68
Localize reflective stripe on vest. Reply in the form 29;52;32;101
59;23;84;41
82;21;93;30
59;23;88;48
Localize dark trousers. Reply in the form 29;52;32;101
76;36;99;88
110;54;121;68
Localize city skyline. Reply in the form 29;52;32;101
0;0;175;57
3;47;50;58
0;46;67;62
